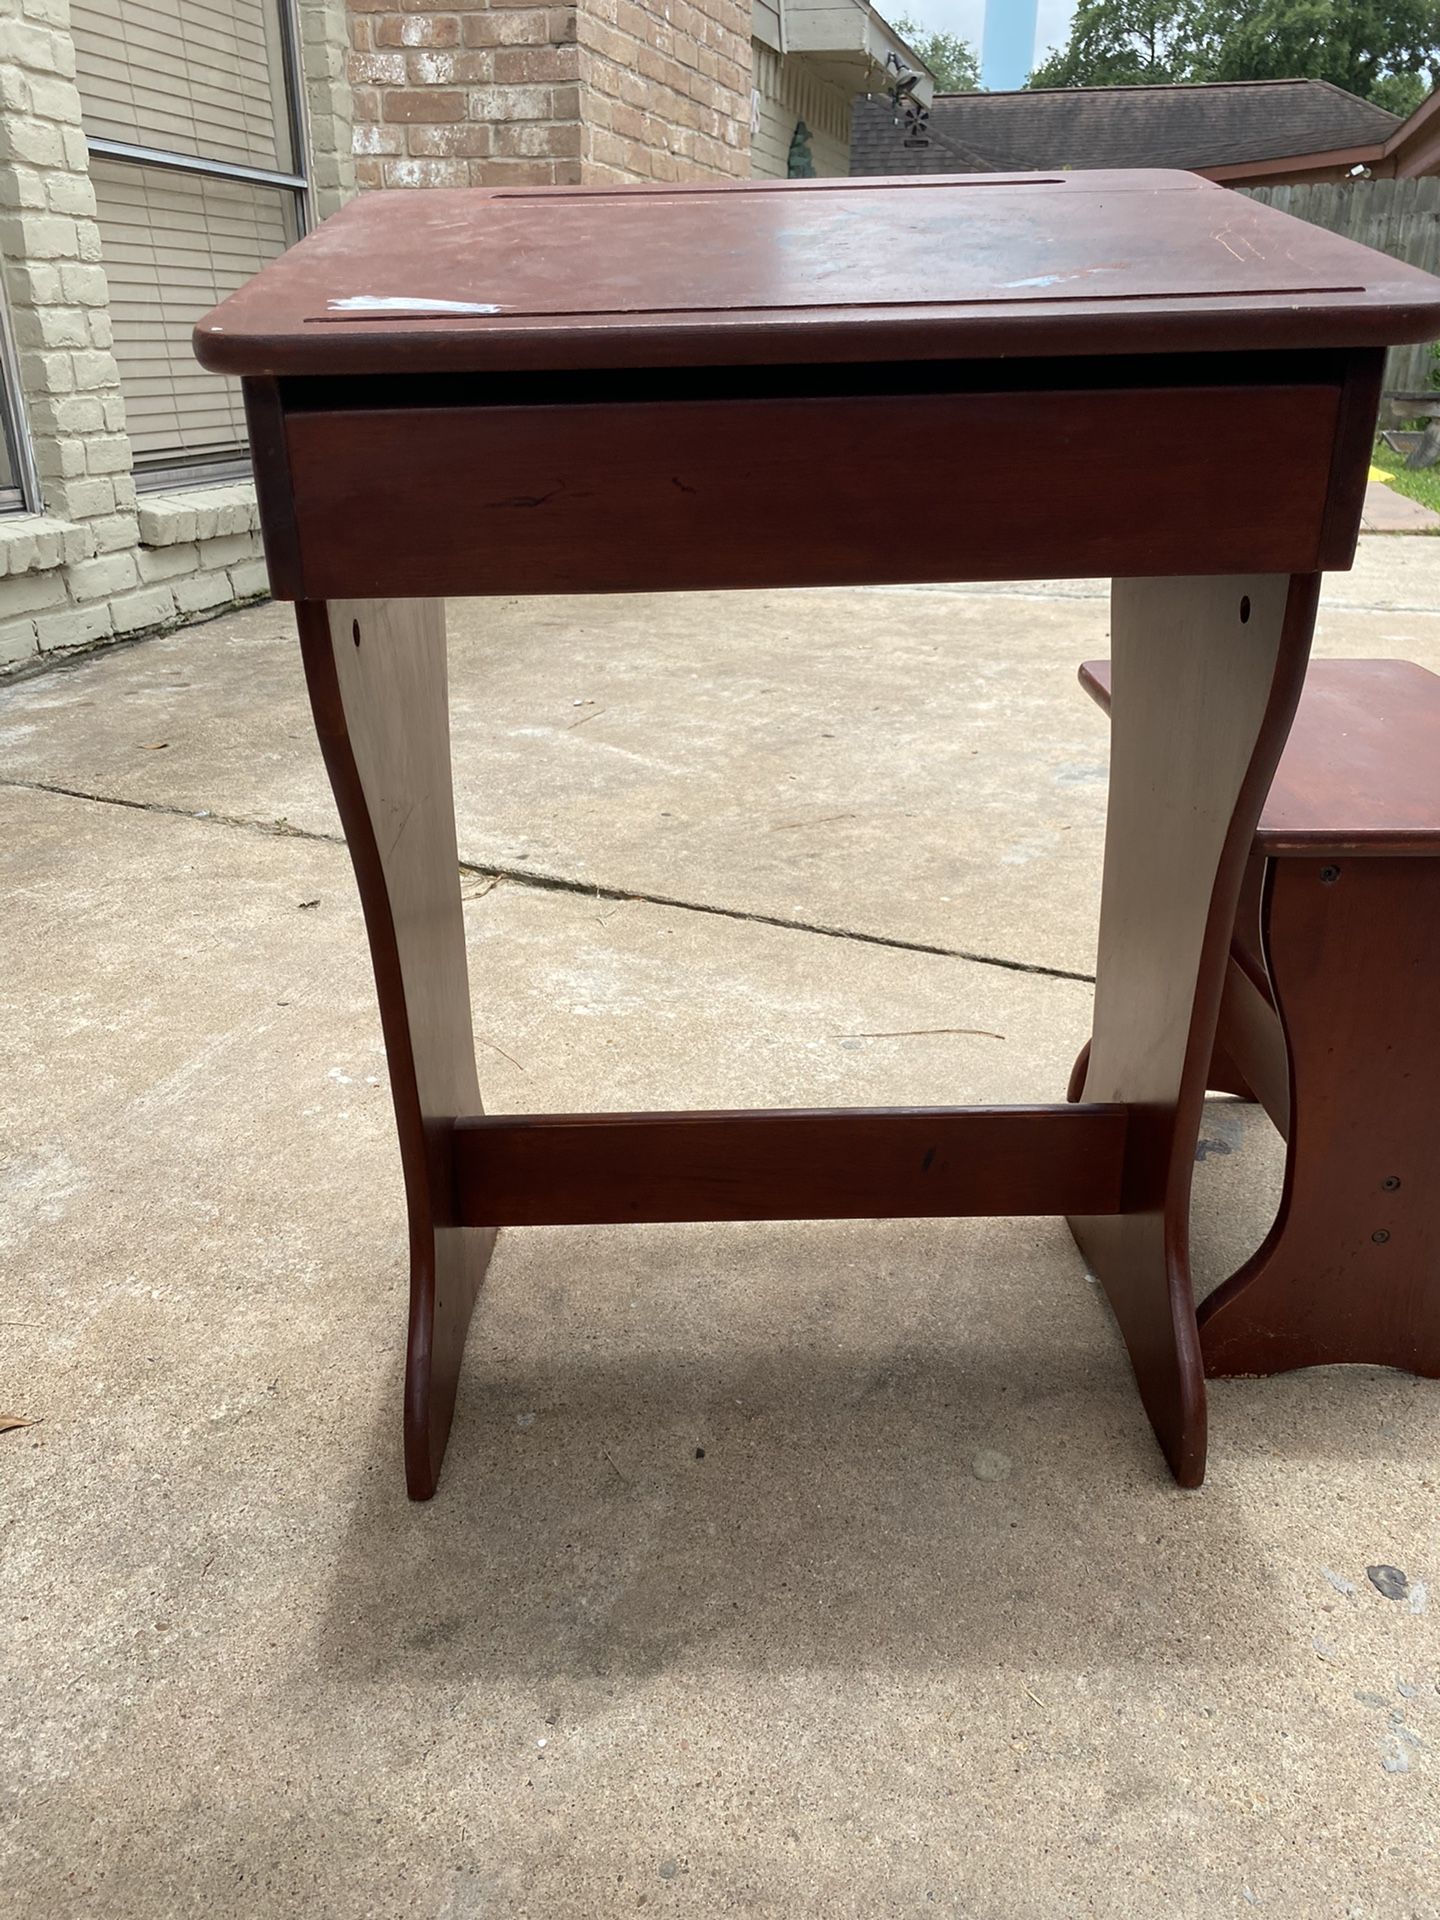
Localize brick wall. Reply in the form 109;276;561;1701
345;0;751;188
580;0;750;182
0;0;353;676
348;1;583;189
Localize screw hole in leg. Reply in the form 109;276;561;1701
352;620;361;649
1239;596;1251;624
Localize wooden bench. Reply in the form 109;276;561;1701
1073;657;1440;1380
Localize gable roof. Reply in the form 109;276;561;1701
851;79;1402;177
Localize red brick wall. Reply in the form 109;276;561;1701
345;0;750;188
580;0;751;182
348;2;583;189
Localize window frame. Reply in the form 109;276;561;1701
0;261;43;515
82;0;314;489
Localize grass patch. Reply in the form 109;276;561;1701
1372;437;1440;515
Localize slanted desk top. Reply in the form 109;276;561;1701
194;170;1440;378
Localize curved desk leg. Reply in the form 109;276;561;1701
1069;575;1319;1486
1200;857;1440;1378
297;598;495;1500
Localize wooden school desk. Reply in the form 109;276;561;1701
194;171;1440;1498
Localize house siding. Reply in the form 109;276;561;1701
751;40;851;180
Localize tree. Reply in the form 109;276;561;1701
1196;1;1440;109
1029;0;1196;88
1027;0;1440;112
892;14;982;92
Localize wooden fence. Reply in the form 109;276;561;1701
1239;177;1440;393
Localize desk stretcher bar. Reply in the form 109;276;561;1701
452;1104;1131;1227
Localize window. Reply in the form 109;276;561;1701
72;0;309;486
0;266;39;513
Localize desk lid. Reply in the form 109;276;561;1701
195;170;1440;378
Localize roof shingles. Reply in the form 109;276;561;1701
852;79;1401;177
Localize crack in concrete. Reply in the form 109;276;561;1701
2;774;1098;985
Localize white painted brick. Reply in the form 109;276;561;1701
60;523;92;565
3;118;65;168
58;262;106;306
84;434;130;474
62;475;115;518
25;74;81;122
13;213;77;259
67;550;139;598
89;513;140;554
34;601;112;652
69;347;115;391
0;567;67;615
0;20;72;74
0;167;47;211
21;347;72;393
0;532;34;574
196;531;259;567
138;501;197;545
43;171;95;219
137;542;201;582
36;437;83;478
51;393;103;432
107;585;179;635
29;305;87;348
227;559;272;599
8;260;61;305
172;570;234;614
0;616;39;669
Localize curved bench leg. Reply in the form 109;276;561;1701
297;598;495;1499
1200;856;1440;1378
1069;574;1319;1486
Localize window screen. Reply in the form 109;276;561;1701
89;161;298;465
72;0;304;476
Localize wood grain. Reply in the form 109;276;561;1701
1068;573;1320;1487
1200;857;1440;1377
1080;656;1440;855
297;597;493;1500
192;172;1440;380
451;1105;1130;1227
277;384;1342;600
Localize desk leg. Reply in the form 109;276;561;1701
1069;574;1319;1486
296;598;494;1499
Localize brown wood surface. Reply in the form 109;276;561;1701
1080;656;1440;855
297;597;493;1500
193;172;1440;379
1200;857;1440;1377
275;383;1342;601
1211;950;1290;1133
1069;573;1320;1487
451;1105;1130;1227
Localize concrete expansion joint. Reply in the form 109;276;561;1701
0;773;1099;987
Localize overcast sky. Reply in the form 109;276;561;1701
904;0;1078;79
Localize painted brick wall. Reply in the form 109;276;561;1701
0;0;354;675
345;0;751;188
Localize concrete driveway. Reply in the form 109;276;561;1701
3;542;1439;1918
